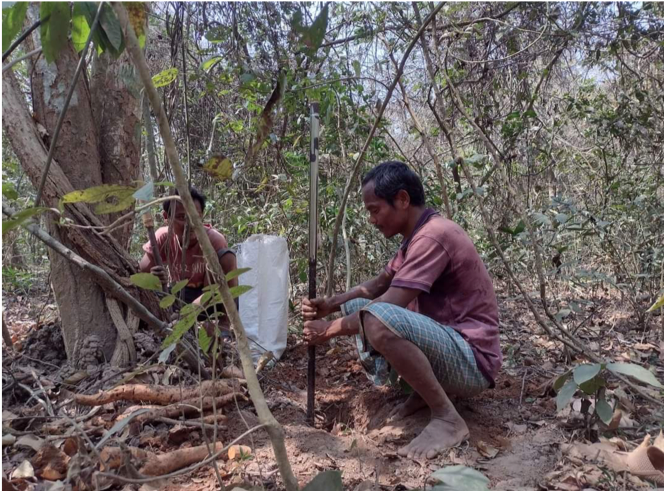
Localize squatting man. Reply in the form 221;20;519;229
302;161;502;459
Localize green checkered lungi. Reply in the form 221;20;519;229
341;298;489;397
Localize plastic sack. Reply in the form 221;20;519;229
236;234;289;363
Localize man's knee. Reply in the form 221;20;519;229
363;311;397;352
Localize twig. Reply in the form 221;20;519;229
2;47;42;73
97;424;267;484
34;2;103;207
2;17;45;62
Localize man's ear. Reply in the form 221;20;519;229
395;189;411;209
162;210;168;220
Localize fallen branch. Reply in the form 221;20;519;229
100;442;223;476
116;394;241;426
74;380;242;406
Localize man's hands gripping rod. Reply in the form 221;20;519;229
302;297;336;345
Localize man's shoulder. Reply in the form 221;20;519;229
415;216;462;241
205;226;228;246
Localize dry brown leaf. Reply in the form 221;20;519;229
475;440;499;459
16;434;44;452
227;445;252;460
32;444;69;480
10;460;35;480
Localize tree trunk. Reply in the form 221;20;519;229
2;41;156;367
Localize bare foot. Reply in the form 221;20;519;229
397;411;469;459
390;392;428;420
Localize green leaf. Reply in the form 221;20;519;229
225;267;250;281
171;279;190;295
302;470;342;491
198;326;211;354
647;293;664;312
61;184;137;214
158;343;176;364
71;4;91;52
229;285;253;299
2;1;28;52
293;4;329;57
40;2;71;63
162;312;198;349
578;375;605;395
555;213;569;224
430;465;490;491
203;155;233;181
2;207;49;236
606;362;663;388
152;67;179;88
201;55;223;72
573;363;601;385
352;60;361;77
132;181;154;201
130;273;162;292
553;370;571;391
159;294;176;309
98;2;122;51
595;398;613;424
556;379;578;412
2;182;18;200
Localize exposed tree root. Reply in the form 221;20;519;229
117;394;241;426
100;442;224;476
74;380;242;406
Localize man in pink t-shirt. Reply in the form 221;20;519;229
302;161;502;460
139;187;237;330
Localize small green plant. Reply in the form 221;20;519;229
2;266;35;294
554;361;663;424
412;465;490;491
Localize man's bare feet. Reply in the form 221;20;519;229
397;410;469;459
390;392;428;420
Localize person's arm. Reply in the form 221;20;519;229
139;252;153;273
303;268;394;320
330;268;394;308
304;285;421;345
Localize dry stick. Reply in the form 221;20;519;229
2;47;41;73
34;3;103;207
383;37;452;218
114;5;299;490
324;2;445;301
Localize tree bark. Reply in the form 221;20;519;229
2;55;159;366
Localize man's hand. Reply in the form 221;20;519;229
303;319;332;345
301;297;335;320
150;266;168;286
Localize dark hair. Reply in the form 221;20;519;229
361;161;425;207
163;186;207;215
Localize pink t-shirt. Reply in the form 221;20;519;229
142;224;228;289
386;210;502;385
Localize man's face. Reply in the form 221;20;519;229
166;200;203;237
362;181;408;238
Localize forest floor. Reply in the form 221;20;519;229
2;282;663;490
